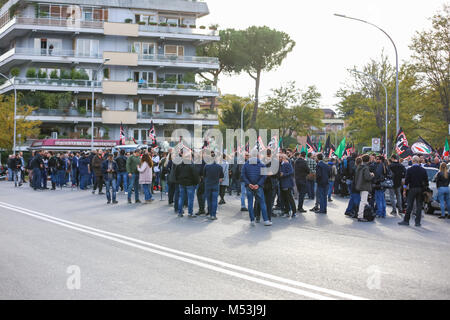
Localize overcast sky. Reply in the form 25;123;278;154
199;0;447;110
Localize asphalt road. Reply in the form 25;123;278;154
0;181;449;300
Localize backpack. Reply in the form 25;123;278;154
363;205;376;222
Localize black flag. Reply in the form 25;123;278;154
395;128;412;159
306;135;318;154
324;135;331;156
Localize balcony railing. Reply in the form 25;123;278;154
30;108;101;118
137;82;217;93
138;54;219;65
16;16;104;29
138;24;218;36
14;47;102;59
13;78;102;87
137;112;217;120
5;78;217;94
13;16;218;37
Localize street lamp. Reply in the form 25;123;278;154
334;13;400;134
91;58;110;150
0;72;17;154
240;99;253;149
352;69;389;156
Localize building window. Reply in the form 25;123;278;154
142;100;154;114
132;42;156;56
76;39;99;57
164;101;176;113
164;45;184;56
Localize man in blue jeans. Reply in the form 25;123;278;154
175;152;199;217
315;153;330;214
203;152;224;220
126;149;141;204
115;150;128;193
241;149;272;226
102;154;119;204
239;152;249;211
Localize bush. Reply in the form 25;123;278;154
50;70;59;79
180;24;187;28
26;68;37;78
199;26;206;29
149;22;157;26
138;21;146;25
169;23;177;27
60;70;71;79
189;25;196;29
38;69;47;79
10;67;20;77
159;22;168;26
124;18;133;23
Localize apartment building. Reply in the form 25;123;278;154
0;0;220;145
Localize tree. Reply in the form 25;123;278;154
0;95;41;151
232;26;295;127
196;28;242;110
218;94;252;132
257;82;323;139
409;4;449;142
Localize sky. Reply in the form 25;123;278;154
199;0;447;111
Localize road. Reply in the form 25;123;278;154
0;181;449;300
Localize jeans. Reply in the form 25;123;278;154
388;187;403;212
281;188;296;214
328;181;334;199
345;189;361;215
240;182;247;208
7;168;13;181
178;185;196;215
32;168;41;189
127;173;140;201
196;180;205;212
246;186;269;222
13;169;21;185
105;179;117;202
375;189;386;217
317;185;327;213
205;185;219;217
404;187;424;225
306;180;315;199
438;186;450;217
57;170;65;187
71;168;79;186
80;174;89;190
296;180;307;210
116;172;128;192
142;184;153;201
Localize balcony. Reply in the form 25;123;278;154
26;108;102;123
0;78;218;97
137;54;219;68
0;78;102;94
1;17;219;43
137;82;218;97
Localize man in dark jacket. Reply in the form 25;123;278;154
315;153;330;214
56;153;66;188
102;153;119;204
279;154;296;217
79;152;91;190
399;156;429;227
175;152;199;218
203;152;224;220
31;150;44;190
241;149;271;226
294;151;310;213
91;150;104;195
389;155;406;215
194;152;206;215
115;149;128;193
355;154;375;222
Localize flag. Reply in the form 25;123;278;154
301;145;307;154
148;120;156;147
268;136;278;150
334;137;346;159
395;128;412;159
443;138;449;157
411;136;435;155
119;122;126;145
318;140;322;152
256;136;266;151
306;135;317;154
324;135;331;156
329;144;336;158
345;143;353;157
278;137;283;148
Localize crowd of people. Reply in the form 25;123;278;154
5;147;450;227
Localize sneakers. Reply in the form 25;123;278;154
240;207;248;212
135;200;141;204
298;208;306;213
415;222;421;227
390;210;397;216
398;221;409;226
145;199;154;204
127;199;132;204
107;200;111;204
310;206;319;212
112;200;118;204
328;198;333;202
188;214;197;218
250;221;256;227
178;213;184;217
196;210;206;216
264;220;272;226
439;215;446;219
358;218;369;222
98;192;105;195
317;211;327;214
218;199;226;205
209;216;218;220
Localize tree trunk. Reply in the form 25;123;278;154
250;70;261;128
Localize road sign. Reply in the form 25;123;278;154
372;138;381;152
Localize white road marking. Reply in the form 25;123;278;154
0;201;368;300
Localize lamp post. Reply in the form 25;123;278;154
240;100;253;149
91;58;110;150
334;13;399;134
352;69;389;156
0;72;17;154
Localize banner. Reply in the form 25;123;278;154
411;136;434;155
306;135;317;154
395;128;412;159
334;137;346;159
